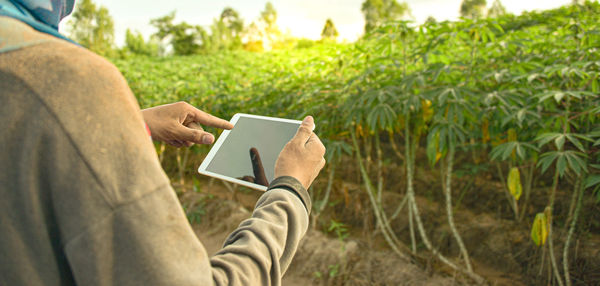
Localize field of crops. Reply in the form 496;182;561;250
114;2;600;285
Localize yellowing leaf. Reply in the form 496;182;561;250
356;124;364;137
422;99;433;122
531;212;548;247
508;167;522;201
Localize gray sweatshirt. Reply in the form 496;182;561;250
0;16;310;286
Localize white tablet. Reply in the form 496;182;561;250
198;113;310;191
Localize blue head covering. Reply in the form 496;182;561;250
14;0;75;29
0;0;76;43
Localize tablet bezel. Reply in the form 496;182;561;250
197;113;304;191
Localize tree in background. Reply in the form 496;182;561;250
220;7;244;48
243;2;281;51
261;2;277;32
150;12;206;55
243;21;264;52
208;7;245;52
487;0;507;18
361;0;412;33
321;19;339;40
124;29;160;56
460;0;487;19
425;16;437;25
260;2;281;49
221;7;244;37
67;0;114;56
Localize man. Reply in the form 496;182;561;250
0;0;326;285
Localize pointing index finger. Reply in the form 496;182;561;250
188;106;234;130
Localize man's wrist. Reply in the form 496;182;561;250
267;176;311;215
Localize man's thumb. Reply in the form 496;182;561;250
293;116;315;144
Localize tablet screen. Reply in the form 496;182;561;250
198;114;302;191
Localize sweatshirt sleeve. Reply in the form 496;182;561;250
64;184;310;286
211;187;309;286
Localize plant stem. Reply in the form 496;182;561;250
519;165;535;222
404;113;418;253
408;200;416;253
351;129;409;259
402;115;483;283
409;192;484;284
390;195;408;221
538;243;546;277
548;168;565;286
563;175;584;286
311;163;336;228
444;147;473;272
375;134;384;210
388;131;406;163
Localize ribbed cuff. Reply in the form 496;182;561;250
267;176;311;215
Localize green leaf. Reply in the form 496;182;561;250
536;133;561;147
554;91;565;103
555;135;565;150
537;152;558;174
565;134;586;152
531;212;548;247
564;151;588;175
508;167;522;201
585;175;600;189
426;131;440;166
527;73;539;83
556;154;567;177
516;145;526;161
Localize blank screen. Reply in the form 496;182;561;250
206;116;300;185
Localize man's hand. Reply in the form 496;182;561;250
142;101;234;147
274;116;326;190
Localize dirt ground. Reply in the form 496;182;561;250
177;172;600;286
191;195;464;286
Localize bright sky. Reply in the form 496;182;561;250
59;0;573;46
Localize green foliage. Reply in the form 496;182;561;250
425;16;437;25
221;7;244;36
295;38;317;49
150;12;205;55
328;219;349;241
217;7;244;50
587;174;600;203
361;0;412;33
124;29;160;56
261;2;277;27
460;0;487;19
114;3;600;249
112;5;600;282
321;19;339;39
67;0;115;56
487;0;507;18
259;2;282;49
